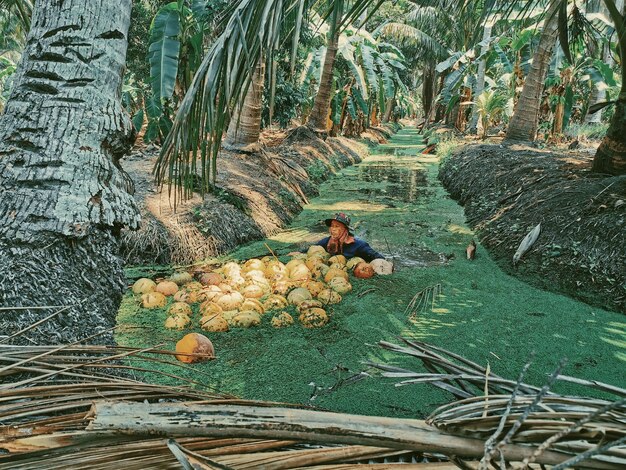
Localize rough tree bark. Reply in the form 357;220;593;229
592;0;626;174
307;32;339;132
0;0;139;344
505;0;560;142
224;56;265;152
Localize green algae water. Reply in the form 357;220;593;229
117;127;625;418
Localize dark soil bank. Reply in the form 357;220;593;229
439;143;625;313
121;125;395;265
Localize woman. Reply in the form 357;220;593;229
300;212;385;262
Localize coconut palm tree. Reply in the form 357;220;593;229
155;0;381;199
592;0;626;174
506;0;625;174
504;1;570;142
0;0;138;343
307;0;344;131
224;55;266;151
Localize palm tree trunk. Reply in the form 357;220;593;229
0;0;139;344
224;56;265;151
592;0;626;174
505;0;560;142
308;32;339;132
422;63;436;122
468;21;493;134
586;0;623;124
382;97;395;122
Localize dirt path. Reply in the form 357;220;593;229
117;127;625;418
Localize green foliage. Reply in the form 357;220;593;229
262;56;308;128
306;160;331;184
476;89;507;139
148;3;181;101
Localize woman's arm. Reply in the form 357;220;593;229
354;239;384;262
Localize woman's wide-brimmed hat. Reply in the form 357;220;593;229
324;212;354;234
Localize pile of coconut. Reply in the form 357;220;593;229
131;246;389;334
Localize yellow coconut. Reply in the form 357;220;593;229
305;255;325;271
329;262;346;271
242;284;265;299
305;280;326;297
246;277;271;292
173;290;190;303
299;308;329;328
218;283;234;293
318;289;342;304
271;311;294;328
243;258;265;273
272;280;292;295
264;260;287;279
217;291;244;311
183;281;203;292
328;277;352;295
263;294;289;311
222;310;239;323
244;269;266;279
184;289;204;304
227;276;246;289
132;278;156;294
346;257;366;270
200;314;229;332
328;255;347;266
141;292;167;309
155;280;178;296
307;245;327;256
314;264;330;280
324;267;349;283
289;264;311;282
231;311;261;328
200;285;223;302
241;298;265;315
297;299;324;313
221;261;241;274
169;271;193;286
168;302;192;317
199;301;223;317
287;287;313;305
285;259;305;273
164;314;190;330
175;333;214;363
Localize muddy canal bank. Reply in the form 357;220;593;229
440;143;625;313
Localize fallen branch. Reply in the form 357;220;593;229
87;401;621;469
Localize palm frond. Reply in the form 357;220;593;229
379;22;448;59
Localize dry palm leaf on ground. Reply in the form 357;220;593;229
368;338;626;470
1;321;625;469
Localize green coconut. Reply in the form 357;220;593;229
287;287;313;305
169;272;193;286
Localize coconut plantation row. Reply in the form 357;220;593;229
1;1;625;468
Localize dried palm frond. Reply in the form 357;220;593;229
369;338;626;469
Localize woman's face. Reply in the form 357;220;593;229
329;220;346;238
